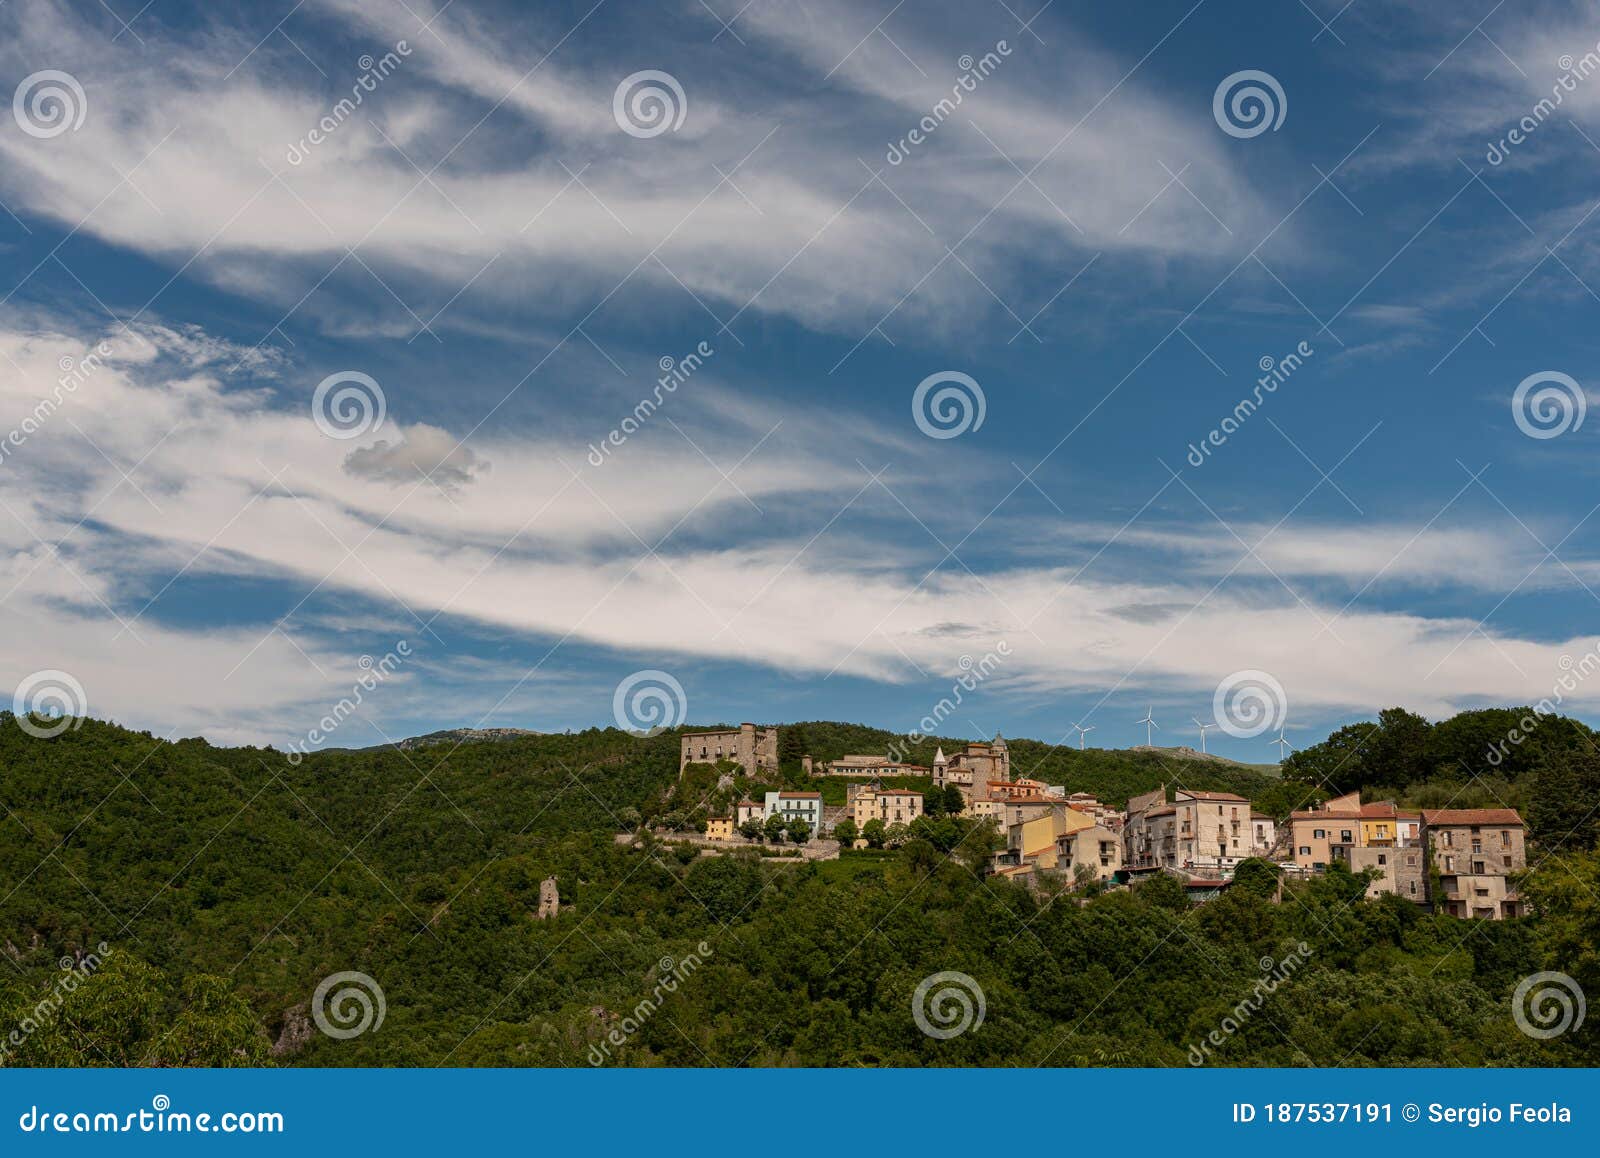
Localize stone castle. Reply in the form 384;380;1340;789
678;723;778;776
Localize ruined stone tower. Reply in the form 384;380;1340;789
536;876;559;920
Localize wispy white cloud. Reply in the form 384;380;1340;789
3;318;1597;745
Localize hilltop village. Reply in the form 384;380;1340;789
674;724;1528;921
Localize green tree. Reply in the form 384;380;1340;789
1232;857;1281;900
942;785;966;816
832;818;859;847
862;818;887;848
738;817;764;842
922;790;946;818
787;817;812;845
764;813;789;843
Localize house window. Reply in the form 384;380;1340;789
1298;846;1311;856
1503;855;1512;867
1473;861;1485;873
1501;831;1510;846
1445;856;1454;872
1408;881;1417;894
1406;855;1417;866
1313;829;1325;839
1378;854;1387;865
1340;830;1353;843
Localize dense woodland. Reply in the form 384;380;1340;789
0;708;1596;1067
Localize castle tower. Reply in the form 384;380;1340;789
537;876;559;920
933;746;948;788
992;733;1009;780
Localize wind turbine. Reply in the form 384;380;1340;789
1071;723;1096;750
1272;723;1293;761
1137;706;1157;748
1192;718;1216;754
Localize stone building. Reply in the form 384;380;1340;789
1423;808;1527;919
536;876;559;920
932;735;1010;797
1123;788;1263;873
678;723;779;776
1332;842;1428;902
705;816;735;840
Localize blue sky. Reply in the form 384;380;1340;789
3;0;1600;762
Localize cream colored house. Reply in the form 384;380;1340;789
850;787;923;828
1057;823;1123;881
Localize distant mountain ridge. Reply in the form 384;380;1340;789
381;726;543;750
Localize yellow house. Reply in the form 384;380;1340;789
705;816;735;840
1004;803;1095;871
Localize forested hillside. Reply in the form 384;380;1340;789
0;710;1596;1067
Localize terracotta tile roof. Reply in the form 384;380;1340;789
1181;790;1249;802
778;791;822;799
1423;808;1524;826
1146;806;1177;817
876;789;923;797
1358;801;1401;818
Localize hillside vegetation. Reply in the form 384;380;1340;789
0;709;1595;1067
